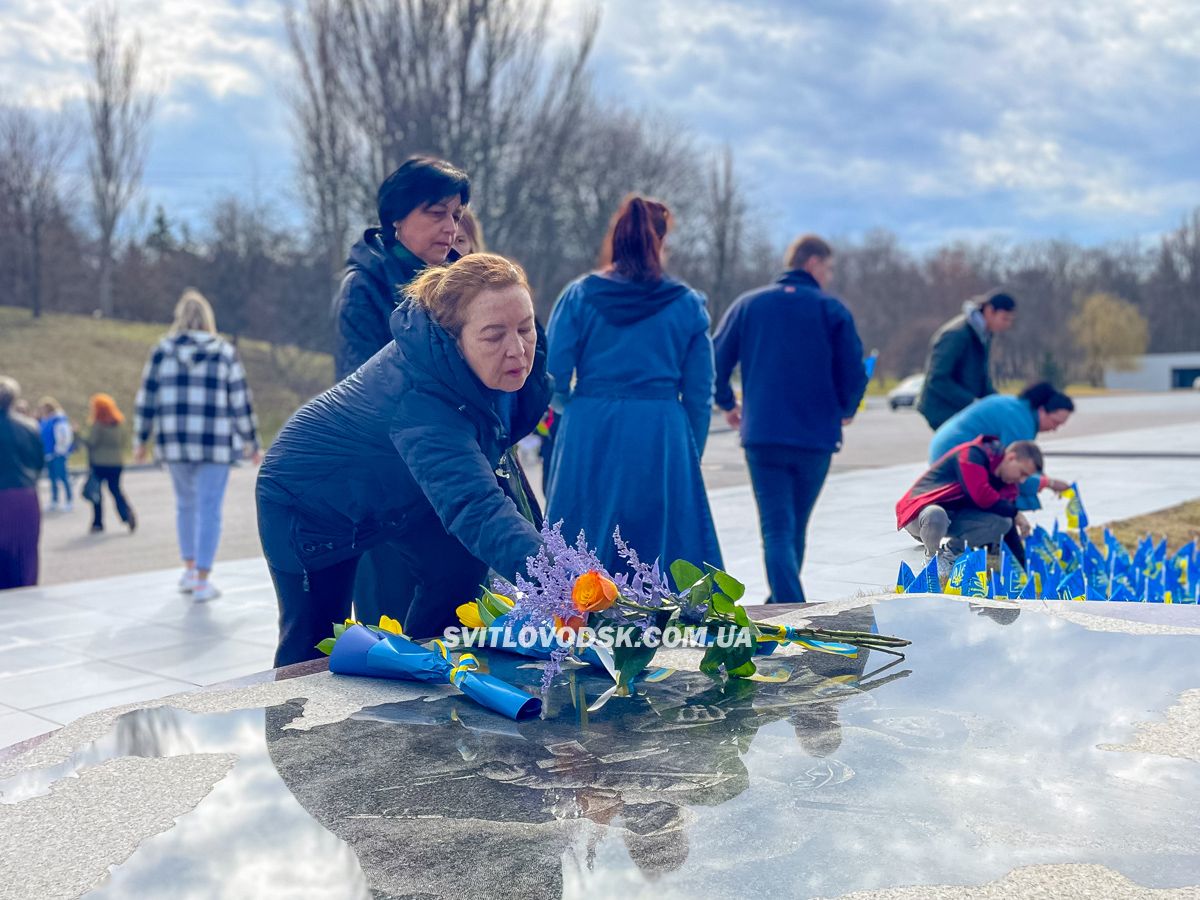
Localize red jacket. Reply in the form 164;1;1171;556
896;435;1019;530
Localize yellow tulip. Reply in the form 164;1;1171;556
377;615;404;635
457;602;486;629
491;592;515;609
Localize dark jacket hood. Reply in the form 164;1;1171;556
388;300;550;439
346;228;424;308
580;272;692;325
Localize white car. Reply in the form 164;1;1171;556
888;374;925;411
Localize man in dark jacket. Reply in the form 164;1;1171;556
713;235;868;604
916;291;1017;430
896;436;1041;579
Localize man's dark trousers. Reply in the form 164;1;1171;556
744;443;832;604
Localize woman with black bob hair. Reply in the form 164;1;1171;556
333;155;470;630
929;380;1075;509
333;155;471;381
544;194;722;575
260;253;548;666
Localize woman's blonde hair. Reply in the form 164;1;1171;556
170;288;218;335
456;207;486;254
0;376;19;412
37;395;62;415
405;253;530;337
89;393;125;426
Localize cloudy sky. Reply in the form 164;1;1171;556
2;0;1198;248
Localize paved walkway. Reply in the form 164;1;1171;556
3;412;1199;749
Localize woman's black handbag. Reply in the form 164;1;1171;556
82;471;102;505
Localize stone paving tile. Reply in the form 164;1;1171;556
0;659;167;711
109;637;275;684
0;710;60;747
27;678;199;727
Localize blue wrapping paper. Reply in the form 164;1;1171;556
456;671;542;720
328;625;542;721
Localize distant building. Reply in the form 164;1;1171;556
1105;352;1200;391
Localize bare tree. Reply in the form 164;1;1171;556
86;2;154;317
285;0;605;307
0;106;75;317
701;144;745;320
285;0;356;284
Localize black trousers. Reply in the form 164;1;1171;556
89;465;133;528
271;525;489;668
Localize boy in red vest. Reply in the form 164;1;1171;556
897;436;1042;580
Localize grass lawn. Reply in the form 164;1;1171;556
1086;499;1200;555
0;306;333;454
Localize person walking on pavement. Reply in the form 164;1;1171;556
79;393;137;534
713;235;868;604
916;290;1017;430
37;397;74;512
134;289;260;602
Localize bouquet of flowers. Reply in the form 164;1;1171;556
456;523;910;705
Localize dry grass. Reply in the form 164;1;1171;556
0;306;333;453
1087;499;1200;556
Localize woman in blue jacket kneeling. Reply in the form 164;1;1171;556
929;381;1074;509
258;254;548;667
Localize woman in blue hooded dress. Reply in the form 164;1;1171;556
545;195;722;575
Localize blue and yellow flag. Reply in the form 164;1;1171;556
1056;569;1086;601
1109;582;1135;603
1017;574;1040;600
1029;553;1055;598
910;555;942;594
945;548;984;596
895;560;916;594
1062;482;1089;531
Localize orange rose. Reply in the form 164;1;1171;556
555;614;586;641
572;571;619;613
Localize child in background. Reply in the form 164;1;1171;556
37;396;74;512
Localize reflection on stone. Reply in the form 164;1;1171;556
0;754;235;899
0;597;1198;899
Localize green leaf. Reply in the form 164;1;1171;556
670;559;705;592
478;589;511;623
711;590;736;616
732;605;755;631
699;643;727;675
612;624;664;692
708;567;746;602
332;623;347;639
727;659;758;678
315;638;336;656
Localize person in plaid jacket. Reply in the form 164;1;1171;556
134;289;260;601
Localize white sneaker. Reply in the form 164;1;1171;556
178;570;198;593
192;581;221;602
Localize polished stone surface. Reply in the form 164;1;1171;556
1;596;1199;899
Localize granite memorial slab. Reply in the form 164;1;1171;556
1;595;1198;899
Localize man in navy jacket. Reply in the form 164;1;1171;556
713;235;868;603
